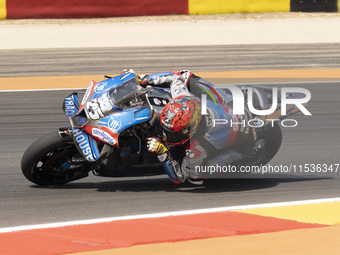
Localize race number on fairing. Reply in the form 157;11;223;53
85;100;105;120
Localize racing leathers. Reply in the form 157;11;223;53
141;70;256;184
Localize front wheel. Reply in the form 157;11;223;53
21;131;90;186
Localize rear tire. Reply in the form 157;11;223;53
21;131;90;186
254;124;283;166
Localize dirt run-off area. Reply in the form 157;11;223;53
0;13;340;49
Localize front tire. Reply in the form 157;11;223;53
21;131;90;186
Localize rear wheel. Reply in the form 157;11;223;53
21;131;90;186
253;124;283;166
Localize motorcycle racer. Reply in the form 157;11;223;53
124;69;256;184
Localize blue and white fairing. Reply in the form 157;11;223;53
63;73;152;162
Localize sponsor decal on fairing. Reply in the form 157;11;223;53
94;81;108;93
92;128;116;146
108;117;122;130
73;128;95;161
64;97;78;117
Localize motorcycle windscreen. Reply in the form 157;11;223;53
108;77;140;106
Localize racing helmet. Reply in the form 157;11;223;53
160;95;202;145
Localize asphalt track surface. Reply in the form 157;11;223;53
1;43;340;77
0;43;340;229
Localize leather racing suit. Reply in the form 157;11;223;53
141;70;256;184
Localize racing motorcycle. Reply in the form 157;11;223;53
21;72;302;185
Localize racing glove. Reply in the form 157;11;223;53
121;69;149;88
137;74;149;88
147;137;171;163
121;68;135;74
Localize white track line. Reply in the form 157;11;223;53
1;80;340;93
1;197;340;234
0;88;83;92
215;80;340;87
